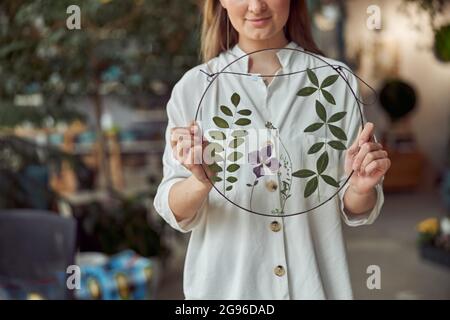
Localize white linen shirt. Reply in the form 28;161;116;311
153;41;384;300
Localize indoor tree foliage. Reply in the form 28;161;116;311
0;0;201;188
0;0;201;257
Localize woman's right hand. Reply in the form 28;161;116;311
170;121;215;186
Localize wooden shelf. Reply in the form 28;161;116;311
383;146;425;192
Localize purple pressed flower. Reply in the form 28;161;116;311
248;144;280;178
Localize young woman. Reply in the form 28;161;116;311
154;0;391;299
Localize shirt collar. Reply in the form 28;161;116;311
229;41;299;71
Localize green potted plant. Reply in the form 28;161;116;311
434;24;450;62
402;0;450;62
417;217;450;267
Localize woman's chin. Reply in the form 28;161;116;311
243;29;277;42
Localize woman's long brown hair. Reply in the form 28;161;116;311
201;0;323;62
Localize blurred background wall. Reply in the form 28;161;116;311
344;0;450;171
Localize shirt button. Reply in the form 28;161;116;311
270;221;281;232
274;265;285;277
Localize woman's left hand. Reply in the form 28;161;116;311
344;122;391;194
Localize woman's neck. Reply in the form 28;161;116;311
237;32;289;54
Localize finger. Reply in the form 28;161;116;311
171;133;189;150
175;136;201;163
171;134;184;161
171;132;202;149
365;158;391;175
347;140;359;157
177;137;197;152
360;150;388;174
171;122;198;136
171;126;191;134
181;134;203;146
189;144;204;166
347;125;365;156
352;142;383;172
189;120;200;135
358;122;375;147
170;128;191;147
175;141;190;163
350;126;362;147
171;129;192;141
181;144;206;169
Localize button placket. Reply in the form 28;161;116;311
247;66;289;298
265;85;289;296
268;216;290;298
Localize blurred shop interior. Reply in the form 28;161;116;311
0;0;449;299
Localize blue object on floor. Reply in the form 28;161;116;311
75;250;158;300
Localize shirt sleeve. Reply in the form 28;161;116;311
336;67;385;227
153;75;208;233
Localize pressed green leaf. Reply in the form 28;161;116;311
307;68;319;87
297;87;317;96
304;177;318;198
227;164;240;173
321;175;340;188
328;111;347;123
213;116;229;128
227;151;243;162
220;105;233;117
226;176;238;183
208;163;223;173
211;153;224;163
229;138;244;148
304;122;324;133
292;169;316;178
209;142;224;153
234;118;251;126
328;140;346;150
237;109;252;116
211;176;222;183
328;124;348;140
316;151;329;174
209;130;226;140
231;130;248;137
231;93;240;107
321;74;339;88
308;142;325;154
321;89;336;105
316;100;327;122
226;185;233;191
